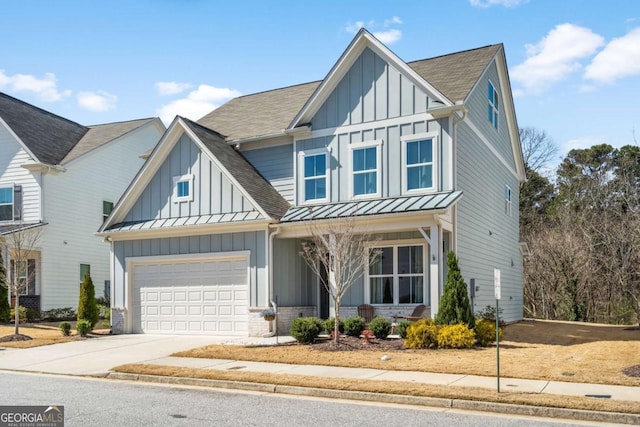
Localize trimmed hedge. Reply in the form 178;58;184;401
369;316;391;339
344;316;366;337
404;319;439;349
437;323;475;349
290;317;321;344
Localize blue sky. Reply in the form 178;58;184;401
1;0;639;167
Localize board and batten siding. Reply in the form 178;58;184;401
296;117;450;204
272;238;315;306
242;144;294;204
39;123;162;310
0;125;42;222
112;231;267;308
312;47;430;130
465;61;514;163
125;134;258;222
455;122;523;323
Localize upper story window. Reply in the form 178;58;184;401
402;134;437;193
173;175;194;203
350;140;382;198
0;186;14;221
301;149;329;203
488;81;499;130
103;201;114;222
504;185;512;216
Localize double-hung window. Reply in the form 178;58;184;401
103;201;114;222
368;243;425;305
402;134;437;193
504;185;512;216
173;175;194;203
351;141;381;198
0;186;13;221
488;81;499;129
301;149;328;203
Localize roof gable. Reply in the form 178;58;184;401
0;92;88;164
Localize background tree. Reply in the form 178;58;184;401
519;127;559;174
300;216;378;343
0;250;10;322
435;251;474;328
77;272;99;328
1;225;42;336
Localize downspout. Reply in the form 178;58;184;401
267;225;281;337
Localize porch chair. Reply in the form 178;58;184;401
399;304;429;322
357;304;375;324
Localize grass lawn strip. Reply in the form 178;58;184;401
112;363;640;415
0;323;109;348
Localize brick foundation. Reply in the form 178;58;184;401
111;308;126;334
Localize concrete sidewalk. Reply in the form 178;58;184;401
140;355;640;403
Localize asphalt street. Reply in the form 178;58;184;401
0;372;625;427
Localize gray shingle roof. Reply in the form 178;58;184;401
181;118;290;220
197;44;500;142
0;92;88;164
61;118;157;164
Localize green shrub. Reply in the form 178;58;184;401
59;321;71;336
0;286;10;322
396;320;412;339
26;308;39;322
369;316;391;339
476;305;505;327
76;319;92;337
96;296;110;307
41;307;77;321
10;306;27;322
322;318;344;335
344;316;365;337
437;323;475;349
290;317;321;344
77;273;99;327
474;318;504;347
404;319;439;349
98;305;110;320
435;252;474;328
102;320;110;329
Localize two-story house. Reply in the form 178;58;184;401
99;29;526;336
0;92;164;312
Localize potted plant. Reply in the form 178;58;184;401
260;308;276;321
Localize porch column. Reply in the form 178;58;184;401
429;223;442;318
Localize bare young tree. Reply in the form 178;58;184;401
519;127;559;173
1;225;42;337
299;216;378;343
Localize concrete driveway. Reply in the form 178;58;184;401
0;334;246;375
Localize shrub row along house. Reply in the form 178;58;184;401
0;92;164;312
98;29;526;337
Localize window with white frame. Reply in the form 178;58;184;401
351;141;381;198
173;175;194;202
488;81;499;130
504;185;512;216
11;259;35;295
103;200;114;222
402;135;437;193
302;150;328;202
368;244;425;305
0;186;13;221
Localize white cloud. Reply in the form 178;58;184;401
0;70;71;101
155;81;193;96
345;17;403;45
561;136;607;154
584;27;640;84
77;90;117;112
470;0;528;7
156;84;241;124
510;24;604;94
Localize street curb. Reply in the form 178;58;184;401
105;372;640;425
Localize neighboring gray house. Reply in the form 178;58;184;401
0;92;164;311
99;29;526;336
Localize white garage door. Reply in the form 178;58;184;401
131;255;249;335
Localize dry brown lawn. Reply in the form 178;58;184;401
0;322;110;348
174;319;640;387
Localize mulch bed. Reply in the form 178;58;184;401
311;335;405;352
0;334;33;342
623;365;640;378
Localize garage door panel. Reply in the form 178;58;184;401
132;256;249;336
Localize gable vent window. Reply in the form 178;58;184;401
173;175;194;203
488;81;499;130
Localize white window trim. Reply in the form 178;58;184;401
488;80;499;130
401;132;439;195
0;184;14;223
298;147;330;204
173;174;194;203
505;185;512;217
349;139;382;199
364;239;427;306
